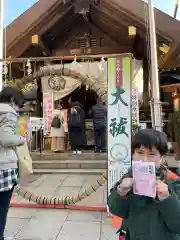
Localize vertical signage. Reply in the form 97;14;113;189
132;88;139;124
43;92;53;134
108;55;132;192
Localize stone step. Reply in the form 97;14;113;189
31;152;107;161
33;168;105;175
32;160;107;169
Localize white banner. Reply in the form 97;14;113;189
108;55;132;193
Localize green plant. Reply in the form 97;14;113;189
132;121;141;135
168;110;180;152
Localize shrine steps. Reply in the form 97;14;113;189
33;168;105;175
31;152;107;161
31;152;107;175
33;159;107;170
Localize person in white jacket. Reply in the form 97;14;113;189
50;102;65;152
0;87;25;240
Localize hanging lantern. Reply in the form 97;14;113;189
128;26;136;36
159;44;170;54
31;34;39;44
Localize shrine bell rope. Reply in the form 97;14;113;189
14;66;108;205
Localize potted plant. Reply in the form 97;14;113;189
168;110;180;160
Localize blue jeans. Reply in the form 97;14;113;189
94;127;106;151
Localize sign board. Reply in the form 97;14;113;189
29;117;48;133
108;55;132;193
132;88;139;124
43;92;54;133
16;115;31;142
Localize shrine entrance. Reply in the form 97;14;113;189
12;59;108;174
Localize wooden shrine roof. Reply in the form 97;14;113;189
5;0;180;68
5;0;62;52
116;0;180;41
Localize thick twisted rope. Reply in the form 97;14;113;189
14;170;107;205
20;67;107;102
13;66;108;205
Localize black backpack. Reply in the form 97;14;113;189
69;110;81;127
51;116;62;128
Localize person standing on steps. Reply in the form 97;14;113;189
0;87;25;240
50;101;65;153
68;101;86;154
91;97;107;153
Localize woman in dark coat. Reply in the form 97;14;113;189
68;102;86;154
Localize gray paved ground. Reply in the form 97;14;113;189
6;207;117;240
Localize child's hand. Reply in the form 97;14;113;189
156;180;169;200
117;178;134;196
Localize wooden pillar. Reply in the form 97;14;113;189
142;59;149;108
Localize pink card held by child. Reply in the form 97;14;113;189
132;161;156;198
